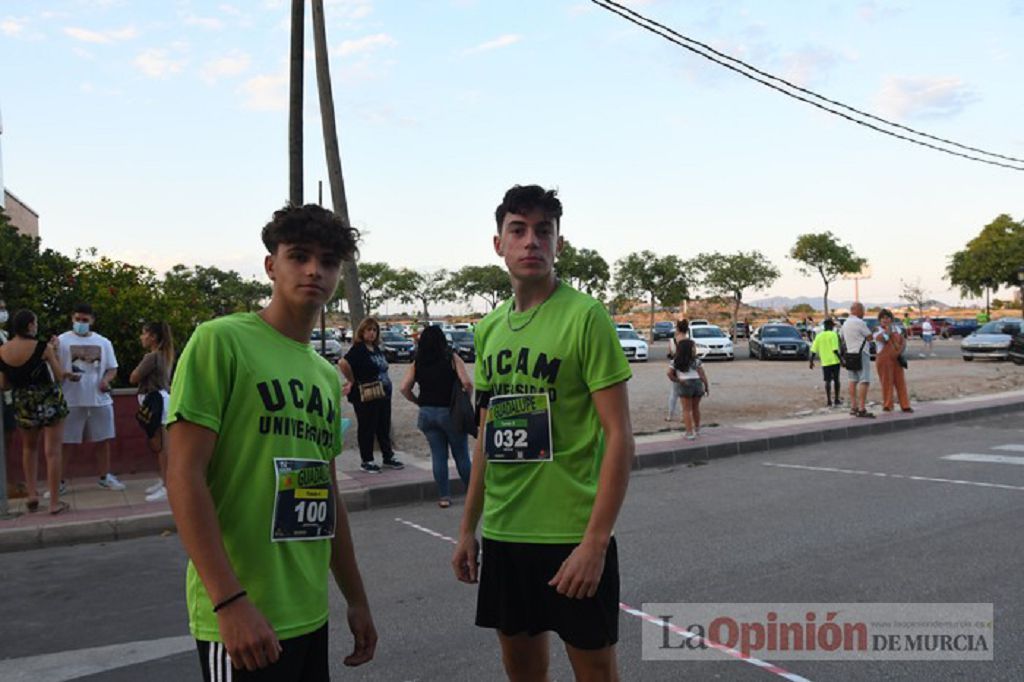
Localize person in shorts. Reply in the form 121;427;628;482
841;302;874;418
809;318;842;408
667;338;709;440
452;185;634;680
166;204;376;681
58;303;124;490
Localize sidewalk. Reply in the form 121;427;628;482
2;389;1022;553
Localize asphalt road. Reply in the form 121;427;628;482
646;335;966;362
2;413;1022;681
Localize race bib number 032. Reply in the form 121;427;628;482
271;458;336;542
484;394;553;462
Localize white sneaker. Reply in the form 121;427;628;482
145;481;164;495
685;432;697;440
43;480;69;499
145;485;167;502
98;473;126;491
918;353;926;358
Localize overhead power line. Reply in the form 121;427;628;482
590;0;1024;172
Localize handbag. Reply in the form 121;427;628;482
449;359;478;438
357;380;386;402
135;390;164;440
842;338;868;372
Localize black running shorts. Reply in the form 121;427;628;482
476;536;619;650
822;364;841;383
196;623;329;682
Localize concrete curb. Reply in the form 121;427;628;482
2;397;1021;553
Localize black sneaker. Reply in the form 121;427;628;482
359;462;381;474
382;457;405;470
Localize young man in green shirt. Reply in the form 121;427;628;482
809;318;842;407
452;185;635;680
167;205;377;681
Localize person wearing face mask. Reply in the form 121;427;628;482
0;309;72;513
57;302;124;491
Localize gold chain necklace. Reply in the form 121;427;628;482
506;281;559;333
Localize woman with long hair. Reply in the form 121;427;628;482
0;309;72;514
130;320;175;502
664;319;689;423
339;316;404;473
399;325;474;508
666;338;710;440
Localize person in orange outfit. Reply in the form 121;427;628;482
873;309;913;413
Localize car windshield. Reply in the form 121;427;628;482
381;332;405;343
654;322;673;329
978;321;1020;335
692;327;725;339
450;332;473;343
618;330;641;341
761;326;801;339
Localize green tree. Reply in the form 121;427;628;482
357;262;399;314
698;251;779;338
899;278;929;315
946;214;1024;316
555;241;610;298
450;265;512;311
395;268;452;319
789;303;815;315
789;231;867;318
613;251;688;338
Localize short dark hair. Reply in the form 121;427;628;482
878;308;894;321
262;204;360;259
494;185;563;233
676;319;689;334
73;302;94;317
823;319;835;331
13;309;37;338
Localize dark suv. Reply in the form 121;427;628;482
652;321;675;340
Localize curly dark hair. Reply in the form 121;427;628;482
262;204;360;259
494;185;563;233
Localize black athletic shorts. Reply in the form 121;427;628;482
822;364;841;383
2;399;14;435
196;623;329;682
476;536;619;650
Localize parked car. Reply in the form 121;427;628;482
617;329;648;362
310;328;343;361
749;324;810;360
948;318;980;337
910;317;954;338
652;321;675;340
690;325;734;360
960;318;1023;361
1009;331;1024;365
452;322;473;332
689;318;710;327
447;330;476;363
615;322;635;331
380;330;415;363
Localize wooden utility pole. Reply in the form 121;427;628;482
311;0;365;329
288;0;304;206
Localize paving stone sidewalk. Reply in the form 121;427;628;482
2;389;1021;553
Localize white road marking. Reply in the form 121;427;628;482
0;635;194;682
395;518;812;682
763;463;1024;491
943;453;1024;466
992;444;1024;452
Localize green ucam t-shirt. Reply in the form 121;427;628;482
474;282;632;544
810;329;841;367
168;312;343;642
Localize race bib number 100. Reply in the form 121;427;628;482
484;394;553;462
271;458;336;542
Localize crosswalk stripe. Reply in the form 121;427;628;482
0;635;194;682
991;444;1024;452
942;453;1024;466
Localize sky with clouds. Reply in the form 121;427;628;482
1;0;1022;311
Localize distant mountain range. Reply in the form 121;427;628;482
748;296;951;312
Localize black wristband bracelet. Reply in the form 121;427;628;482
212;590;247;613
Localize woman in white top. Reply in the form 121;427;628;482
666;338;710;440
664;319;690;422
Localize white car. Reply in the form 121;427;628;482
960;318;1022;361
616;328;648;362
688;318;710;327
615;322;634;331
452;322;473;331
310;329;343;361
689;324;734;360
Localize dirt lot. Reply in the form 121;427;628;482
352;337;1024;458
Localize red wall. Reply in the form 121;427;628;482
4;390;158;482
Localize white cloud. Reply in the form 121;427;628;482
201;51;252;84
184;14;224;30
335;32;397;57
134;48;186;78
875;76;980;119
462;34;522;56
239;72;288;111
1;17;27;36
781;46;842;88
325;0;374;22
63;25;137;44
